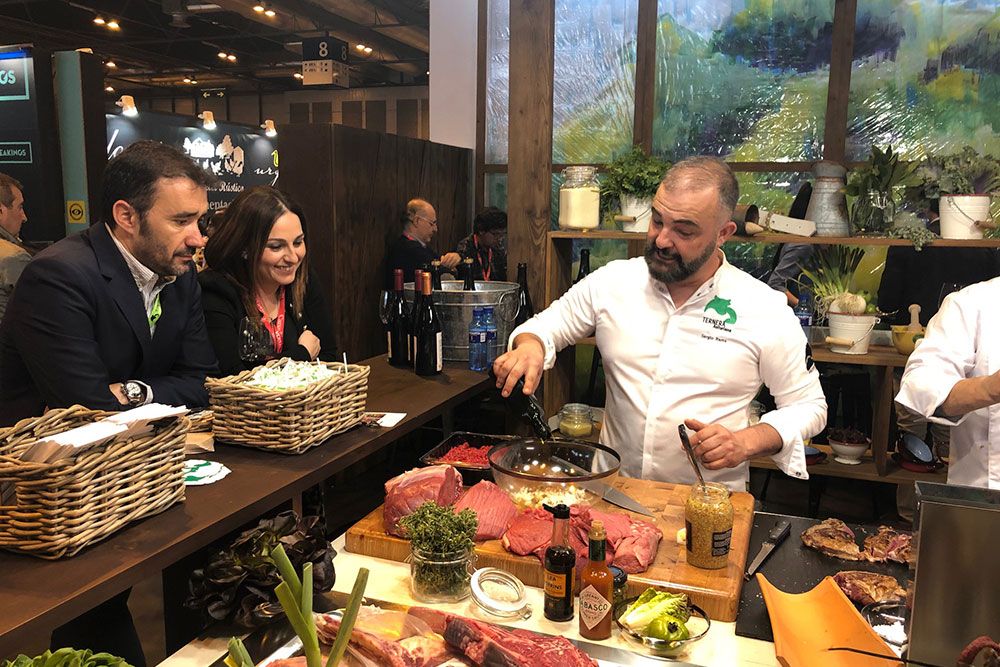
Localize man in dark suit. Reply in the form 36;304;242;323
0;140;219;665
0;140;218;426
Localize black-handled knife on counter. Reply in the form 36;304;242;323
744;519;791;580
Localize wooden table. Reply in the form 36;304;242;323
0;357;492;658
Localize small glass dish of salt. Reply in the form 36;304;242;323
862;600;907;654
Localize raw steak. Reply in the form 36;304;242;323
316;613;419;667
500;508;552;560
454;481;518;541
443;613;598;667
862;526;912;564
801;518;862;560
833;570;905;606
384;466;464;537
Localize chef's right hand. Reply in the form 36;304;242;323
298;328;321;360
493;334;544;397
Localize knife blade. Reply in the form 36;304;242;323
601;484;654;516
744;519;790;580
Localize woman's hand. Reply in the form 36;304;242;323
298;328;321;359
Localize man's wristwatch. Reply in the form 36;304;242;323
123;381;147;406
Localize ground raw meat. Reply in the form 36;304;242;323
833;570;905;606
384;466;464;537
501;505;662;574
862;526;912;564
801;518;862;560
443;613;598;667
454;481;518;541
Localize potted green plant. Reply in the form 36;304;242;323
795;245;879;355
909;147;1000;239
844;145;921;235
600;146;672;233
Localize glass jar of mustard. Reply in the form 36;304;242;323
608;565;627;610
558;166;601;230
685;482;734;570
558;403;593;437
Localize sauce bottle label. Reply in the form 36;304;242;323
544;570;569;597
579;584;611;630
712;528;732;557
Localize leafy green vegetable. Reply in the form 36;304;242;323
225;638;253;667
619;588;691;632
794;245;868;318
600;146;672;201
908;147;1000;208
2;650;132;667
399;501;477;554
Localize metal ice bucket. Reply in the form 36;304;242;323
404;280;520;363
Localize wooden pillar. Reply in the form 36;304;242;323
632;0;657;153
474;0;488;213
507;0;554;315
822;0;858;164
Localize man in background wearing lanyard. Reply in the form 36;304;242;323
386;198;462;285
457;206;508;281
493;157;826;491
0;140;219;664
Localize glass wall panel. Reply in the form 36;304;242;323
847;0;1000;160
552;0;638;163
486;0;510;163
652;1;831;162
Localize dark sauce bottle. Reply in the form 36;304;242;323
543;503;575;622
488;367;552;440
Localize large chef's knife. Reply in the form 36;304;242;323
744;519;791;580
550;455;654;516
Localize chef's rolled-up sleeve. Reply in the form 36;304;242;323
896;293;976;426
508;275;598;369
758;310;827;480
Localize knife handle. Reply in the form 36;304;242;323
768;520;791;543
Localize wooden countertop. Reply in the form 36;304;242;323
0;357;492;657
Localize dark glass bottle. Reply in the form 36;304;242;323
430;260;443;291
387;269;409;367
462;258;476;290
488;368;552;439
543;503;575;622
514;262;534;326
579;520;613;639
575;249;591;284
408;270;424;366
414;272;443;376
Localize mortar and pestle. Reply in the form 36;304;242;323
890;304;924;355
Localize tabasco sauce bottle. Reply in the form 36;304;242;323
578;520;613;639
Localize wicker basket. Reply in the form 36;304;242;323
0;405;188;559
206;359;370;454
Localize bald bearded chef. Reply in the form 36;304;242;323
493;157;827;491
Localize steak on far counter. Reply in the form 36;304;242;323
801;518;862;560
862;525;912;564
833;570;905;606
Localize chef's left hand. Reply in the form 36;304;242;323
683;418;749;470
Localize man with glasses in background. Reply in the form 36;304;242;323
456;206;508;282
386;198;461;286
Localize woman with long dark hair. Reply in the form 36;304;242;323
199;186;337;376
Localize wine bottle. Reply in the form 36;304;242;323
488;367;552;439
430;260;443;291
514;262;534;326
579;520;613;639
387;269;409;367
575;249;591;284
543;503;575;622
408;270;424;367
414;271;443;376
462;258;476;291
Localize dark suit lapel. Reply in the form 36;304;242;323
89;223;153;355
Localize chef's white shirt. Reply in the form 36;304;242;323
896;277;1000;490
510;255;826;491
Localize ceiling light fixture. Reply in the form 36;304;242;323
293;72;303;79
364;46;372;54
93;16;105;25
116;94;137;117
252;3;264;11
105;61;116;68
105;85;114;92
106;19;120;30
355;44;365;51
190;79;198;84
226;54;236;61
198;111;216;130
261;120;277;137
218;51;228;59
183;77;191;83
264;8;275;17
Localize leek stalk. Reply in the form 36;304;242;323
325;568;370;667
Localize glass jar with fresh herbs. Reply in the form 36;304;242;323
400;501;478;603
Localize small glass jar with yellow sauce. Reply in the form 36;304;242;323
685;482;734;570
558;403;593;438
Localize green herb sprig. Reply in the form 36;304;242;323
399;501;477;554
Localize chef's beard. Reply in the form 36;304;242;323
644;240;717;284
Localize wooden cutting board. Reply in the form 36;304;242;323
344;477;754;621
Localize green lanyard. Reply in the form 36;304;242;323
148;293;162;329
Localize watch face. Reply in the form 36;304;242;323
124;382;143;404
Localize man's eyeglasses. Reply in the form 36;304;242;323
415;215;437;226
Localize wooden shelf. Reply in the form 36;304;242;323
811;343;910;367
549;229;647;240
750;444;945;485
547;230;1000;247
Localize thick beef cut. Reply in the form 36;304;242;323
444;613;598;667
833;570;905;606
801;518;862;560
862;526;912;564
455;481;518;541
317;613;452;667
384;466;464;537
500;508;552;559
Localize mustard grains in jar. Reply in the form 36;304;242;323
685;482;734;569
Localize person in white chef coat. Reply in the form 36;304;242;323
896;276;1000;490
493;156;827;491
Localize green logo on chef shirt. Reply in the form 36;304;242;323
705;296;737;324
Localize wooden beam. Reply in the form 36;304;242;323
632;0;657;153
823;0;858;165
